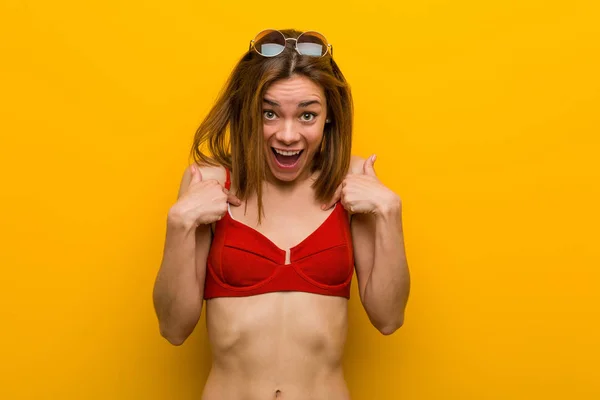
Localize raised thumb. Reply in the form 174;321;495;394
190;164;203;184
363;154;377;176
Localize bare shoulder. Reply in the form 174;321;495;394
349;155;367;174
176;162;227;199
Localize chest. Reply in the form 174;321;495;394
205;199;355;293
229;203;335;252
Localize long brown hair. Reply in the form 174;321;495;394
189;29;353;220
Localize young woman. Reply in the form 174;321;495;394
153;29;410;400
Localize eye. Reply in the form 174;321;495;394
300;112;317;122
263;110;277;120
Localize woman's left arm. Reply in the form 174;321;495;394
330;154;411;335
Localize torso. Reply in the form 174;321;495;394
203;293;350;400
201;166;352;400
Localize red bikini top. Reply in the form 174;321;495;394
204;168;354;299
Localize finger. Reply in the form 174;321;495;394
363;154;377;177
322;183;343;210
190;164;203;185
223;188;242;206
340;195;354;214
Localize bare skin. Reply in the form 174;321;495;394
199;76;352;399
153;76;353;399
153;75;409;399
201;166;351;400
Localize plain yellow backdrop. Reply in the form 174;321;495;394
1;0;599;399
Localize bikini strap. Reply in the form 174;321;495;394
224;167;231;191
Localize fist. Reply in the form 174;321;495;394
169;164;241;228
322;155;401;215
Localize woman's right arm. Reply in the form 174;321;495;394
152;164;237;345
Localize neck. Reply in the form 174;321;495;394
263;164;319;196
263;174;316;197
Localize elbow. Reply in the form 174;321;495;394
163;334;187;346
376;315;405;336
159;326;192;346
154;307;201;346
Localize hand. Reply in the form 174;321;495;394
169;164;241;228
322;155;401;215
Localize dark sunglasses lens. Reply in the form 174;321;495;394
297;32;328;56
254;30;286;56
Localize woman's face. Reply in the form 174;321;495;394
262;75;328;183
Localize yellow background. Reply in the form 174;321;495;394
1;0;599;398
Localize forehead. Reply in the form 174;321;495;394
264;75;325;105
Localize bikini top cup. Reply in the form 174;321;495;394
203;168;355;299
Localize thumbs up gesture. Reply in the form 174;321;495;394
322;155;401;216
169;164;241;229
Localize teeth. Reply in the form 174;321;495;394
274;148;301;156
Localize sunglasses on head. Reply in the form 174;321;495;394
249;29;333;58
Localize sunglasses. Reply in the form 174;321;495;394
249;29;333;58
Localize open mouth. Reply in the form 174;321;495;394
271;147;304;168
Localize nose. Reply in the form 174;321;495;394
275;119;301;145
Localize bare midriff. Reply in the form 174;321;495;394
201;292;350;400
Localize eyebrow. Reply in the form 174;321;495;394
263;98;322;108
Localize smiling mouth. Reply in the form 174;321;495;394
271;147;304;168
